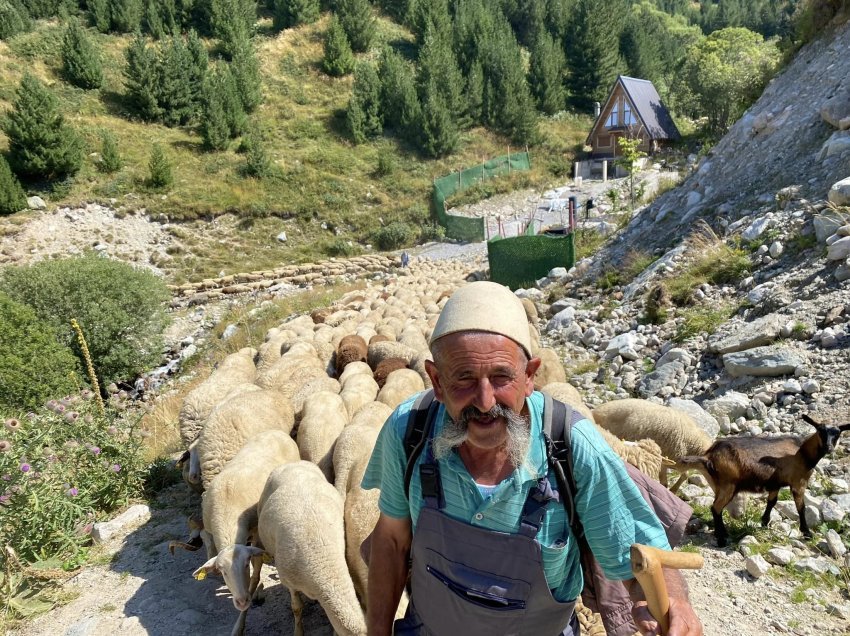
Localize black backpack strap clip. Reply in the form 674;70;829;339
543;392;583;539
403;389;439;498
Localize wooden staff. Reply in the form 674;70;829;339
630;544;704;635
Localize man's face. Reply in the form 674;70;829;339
425;332;540;453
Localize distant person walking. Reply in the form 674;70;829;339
400;251;410;268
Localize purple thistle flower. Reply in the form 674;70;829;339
64;411;80;422
1;474;10;481
20;463;31;473
106;426;118;436
111;464;121;473
4;418;21;433
67;487;79;497
0;494;10;506
89;446;101;455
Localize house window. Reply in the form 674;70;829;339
624;100;635;125
605;100;619;127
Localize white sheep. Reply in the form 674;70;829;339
191;430;300;633
533;348;567;389
258;461;367;636
197;388;295;490
296;390;350;482
540;384;665;478
179;347;258;448
376;368;425;411
367;340;417;369
592;398;713;483
290;375;341;418
340;372;380;419
339;360;373;385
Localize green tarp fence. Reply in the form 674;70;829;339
432;152;532;242
487;232;575;291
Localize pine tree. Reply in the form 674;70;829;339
210;0;255;57
61;21;104;90
346;62;382;143
416;26;464;129
110;0;144;32
378;47;420;136
155;36;193;126
0;0;32;40
322;15;355;77
528;27;565;115
98;130;122;173
419;76;457;157
200;70;231;150
406;0;450;47
272;0;318;30
566;0;627;111
186;29;208;115
465;60;484;126
220;65;247;136
20;0;59;19
124;32;162;121
147;143;173;188
620;7;663;84
0;155;27;216
144;0;166;38
88;0;111;33
230;41;262;113
336;0;375;53
2;74;84;180
241;124;271;178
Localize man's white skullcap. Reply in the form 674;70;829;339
430;281;531;356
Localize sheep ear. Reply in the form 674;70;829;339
176;450;190;468
193;557;219;581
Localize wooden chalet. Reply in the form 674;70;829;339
586;76;680;158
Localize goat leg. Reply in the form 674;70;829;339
793;487;812;538
761;491;779;527
711;484;736;548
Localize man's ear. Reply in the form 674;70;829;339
424;359;444;402
525;356;542;394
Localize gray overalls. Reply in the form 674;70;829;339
394;436;579;636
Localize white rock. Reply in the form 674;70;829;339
276;231;287;242
27;195;47;210
804;504;821;528
782;379;802;393
765;547;794;566
768;241;783;258
745;554;771;578
801;379;820;394
825;529;847;558
775;501;799;520
92;504;151;543
820;498;846;523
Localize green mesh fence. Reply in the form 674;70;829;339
487;232;575;290
432;152;532;242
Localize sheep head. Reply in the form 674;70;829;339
193;544;267;612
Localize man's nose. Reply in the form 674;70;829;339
472;378;497;413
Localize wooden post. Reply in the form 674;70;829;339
507;146;511;174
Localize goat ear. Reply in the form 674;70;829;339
802;414;822;428
839;423;850;432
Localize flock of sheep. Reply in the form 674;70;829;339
169;259;823;634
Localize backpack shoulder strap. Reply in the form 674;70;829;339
543;393;584;538
403;389;439;498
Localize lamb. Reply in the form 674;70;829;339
290;375;341;418
373;357;408;388
296;391;350;482
336;334;368;375
197;388;295;490
190;430;300;633
591;398;712;466
369;334;392;345
376;368;425;411
367;340;417;369
541;384;664;478
179;347;258;449
257;461;367;636
679;414;850;546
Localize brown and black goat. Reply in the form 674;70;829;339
679;414;850;547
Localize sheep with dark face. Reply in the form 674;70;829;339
679;414;850;547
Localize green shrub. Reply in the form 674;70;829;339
372;221;413;250
322;14;355;77
322;237;361;257
61;21;104;90
0;395;147;565
0;292;79;412
0;155;27;216
673;302;740;343
147;143;173;189
98;131;122;173
418;223;445;243
0;253;170;388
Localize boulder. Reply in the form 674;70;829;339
722;346;807;378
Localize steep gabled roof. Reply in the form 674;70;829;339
586;76;680;145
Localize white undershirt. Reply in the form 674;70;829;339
475;482;499;499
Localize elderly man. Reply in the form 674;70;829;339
361;281;702;636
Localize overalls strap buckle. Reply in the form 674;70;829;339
419;462;444;508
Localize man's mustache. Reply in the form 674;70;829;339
459;403;516;424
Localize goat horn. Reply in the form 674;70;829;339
801;414;821;427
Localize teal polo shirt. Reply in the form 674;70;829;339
361;391;670;602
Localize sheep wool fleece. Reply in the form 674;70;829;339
361;391;670;606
